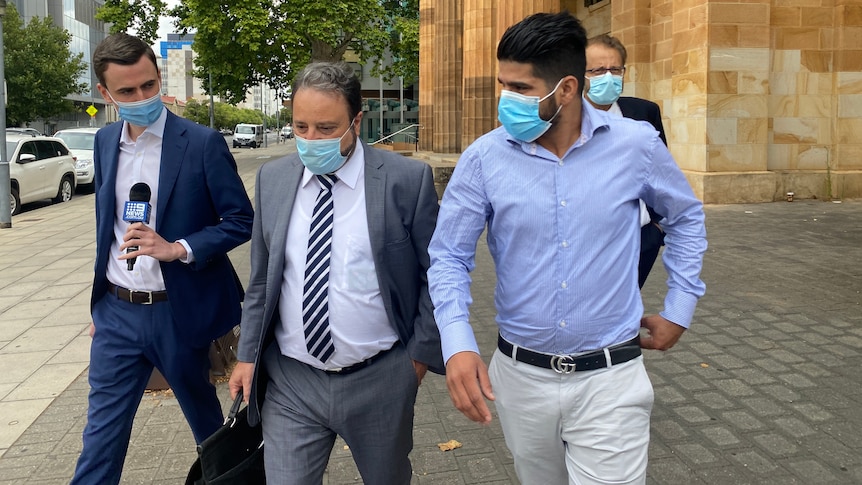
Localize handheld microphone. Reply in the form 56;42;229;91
122;183;152;271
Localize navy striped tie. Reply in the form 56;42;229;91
303;174;337;362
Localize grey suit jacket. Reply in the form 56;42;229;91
236;141;444;425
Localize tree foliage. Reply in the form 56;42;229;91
95;0;166;45
183;100;281;131
2;4;89;127
168;0;419;104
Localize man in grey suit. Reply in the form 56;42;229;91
229;61;444;484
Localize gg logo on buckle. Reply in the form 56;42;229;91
550;355;576;374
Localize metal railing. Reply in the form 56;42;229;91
370;123;421;146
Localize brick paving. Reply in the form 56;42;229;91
0;138;860;483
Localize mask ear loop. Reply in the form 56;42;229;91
341;115;360;160
540;78;566;124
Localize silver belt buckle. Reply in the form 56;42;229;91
550;354;576;374
130;290;154;305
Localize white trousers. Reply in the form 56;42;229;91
489;349;654;485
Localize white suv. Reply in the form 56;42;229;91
6;134;77;215
54;127;98;190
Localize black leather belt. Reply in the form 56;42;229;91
323;346;395;376
497;334;641;374
107;282;168;305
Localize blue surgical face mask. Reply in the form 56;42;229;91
296;119;356;175
108;90;165;127
497;79;564;142
586;72;624;106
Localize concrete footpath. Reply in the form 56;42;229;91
1;138;861;484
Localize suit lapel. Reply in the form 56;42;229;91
157;112;188;227
97;123;122;233
266;159;304;305
364;147;386;262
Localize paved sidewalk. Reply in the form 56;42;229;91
1;141;861;483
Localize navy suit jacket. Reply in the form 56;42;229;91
91;111;254;348
618;97;667;146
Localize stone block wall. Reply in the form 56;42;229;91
418;0;862;202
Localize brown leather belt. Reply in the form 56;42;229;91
107;282;168;304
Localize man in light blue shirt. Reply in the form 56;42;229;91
428;11;706;485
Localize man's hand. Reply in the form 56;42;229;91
88;322;95;338
640;314;686;350
229;362;255;402
445;351;495;424
119;222;187;262
413;360;429;385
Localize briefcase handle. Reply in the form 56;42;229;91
225;393;245;427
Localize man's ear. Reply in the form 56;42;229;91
96;83;112;105
559;75;580;104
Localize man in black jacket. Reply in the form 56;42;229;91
585;34;668;287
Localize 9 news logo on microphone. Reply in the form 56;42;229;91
122;200;151;224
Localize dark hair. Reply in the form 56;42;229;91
292;62;362;120
92;33;159;86
587;34;628;66
497;11;587;95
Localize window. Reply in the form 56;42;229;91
19;142;38;162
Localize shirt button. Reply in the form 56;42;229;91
559;320;566;328
560;200;567;207
561;240;569;248
558;160;564;166
561;281;567;289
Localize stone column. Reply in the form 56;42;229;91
432;0;463;153
419;0;435;152
462;0;497;149
613;0;654;100
833;0;862;196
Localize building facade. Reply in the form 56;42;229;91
419;0;862;203
9;0;110;132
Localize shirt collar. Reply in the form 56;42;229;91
301;139;365;190
502;100;611;157
118;107;167;145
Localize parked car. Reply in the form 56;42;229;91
219;128;233;135
53;127;99;190
280;125;293;140
6;127;42;137
6;134;77;215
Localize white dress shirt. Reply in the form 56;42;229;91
106;109;167;291
276;142;398;370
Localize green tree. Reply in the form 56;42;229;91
2;4;89;127
95;0;166;45
168;0;418;104
183;99;210;126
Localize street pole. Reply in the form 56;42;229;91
379;77;384;141
0;0;12;228
262;84;267;148
208;71;215;129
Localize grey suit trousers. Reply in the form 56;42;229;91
261;342;419;484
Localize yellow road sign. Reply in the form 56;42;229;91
86;105;98;117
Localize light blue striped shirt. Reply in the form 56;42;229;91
428;102;707;363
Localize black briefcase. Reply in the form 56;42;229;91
185;393;265;484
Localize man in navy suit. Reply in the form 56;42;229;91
71;33;254;484
584;34;668;287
